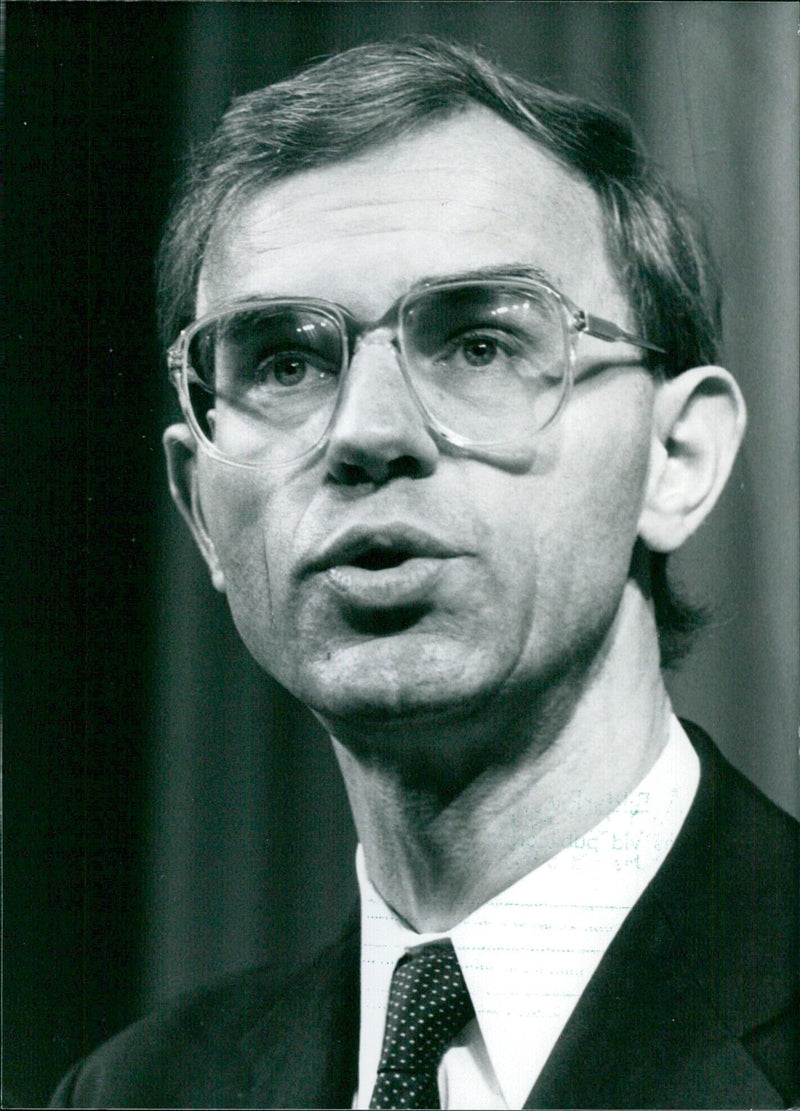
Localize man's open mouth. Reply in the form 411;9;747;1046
305;526;462;612
346;546;415;572
307;525;462;576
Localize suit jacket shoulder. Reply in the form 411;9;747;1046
50;918;360;1109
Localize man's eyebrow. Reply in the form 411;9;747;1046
411;263;559;291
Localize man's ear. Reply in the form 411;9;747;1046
163;424;226;592
638;366;747;553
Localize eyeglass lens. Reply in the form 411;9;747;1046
184;284;569;464
400;284;567;445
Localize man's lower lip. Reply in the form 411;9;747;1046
323;558;445;608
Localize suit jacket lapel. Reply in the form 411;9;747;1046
525;724;793;1109
524;882;783;1108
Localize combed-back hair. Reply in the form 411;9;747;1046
158;35;721;666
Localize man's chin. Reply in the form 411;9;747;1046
292;632;508;732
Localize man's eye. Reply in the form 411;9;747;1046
250;350;334;388
458;336;500;367
439;330;517;370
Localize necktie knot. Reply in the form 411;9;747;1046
369;939;474;1109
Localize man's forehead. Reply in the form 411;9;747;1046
198;108;619;317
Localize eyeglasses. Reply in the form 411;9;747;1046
167;274;665;468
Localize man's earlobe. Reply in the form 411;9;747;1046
638;366;747;553
163;424;227;593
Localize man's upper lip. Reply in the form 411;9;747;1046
303;525;464;575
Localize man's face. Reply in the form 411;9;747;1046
189;108;656;738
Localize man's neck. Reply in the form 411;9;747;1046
329;587;672;932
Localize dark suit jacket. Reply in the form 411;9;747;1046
51;724;799;1109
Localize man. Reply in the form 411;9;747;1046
52;37;797;1110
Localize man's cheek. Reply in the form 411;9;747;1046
199;478;280;636
221;535;275;642
199;455;258;513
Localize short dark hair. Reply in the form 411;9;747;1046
158;35;719;665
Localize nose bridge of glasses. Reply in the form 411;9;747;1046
351;325;400;357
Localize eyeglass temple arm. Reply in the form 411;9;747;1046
575;310;666;355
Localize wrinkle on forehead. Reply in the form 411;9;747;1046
210;159;590;252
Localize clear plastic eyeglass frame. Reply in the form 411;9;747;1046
167;274;666;469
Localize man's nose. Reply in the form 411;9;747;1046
323;332;439;485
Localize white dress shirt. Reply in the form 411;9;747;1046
353;715;700;1109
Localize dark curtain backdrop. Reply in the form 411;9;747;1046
5;3;798;1106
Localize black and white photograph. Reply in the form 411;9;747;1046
5;3;798;1107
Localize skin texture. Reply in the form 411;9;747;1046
168;107;745;928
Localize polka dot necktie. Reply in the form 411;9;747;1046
368;939;475;1110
